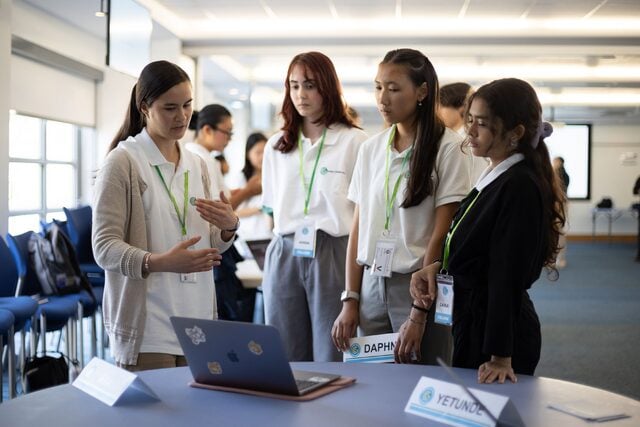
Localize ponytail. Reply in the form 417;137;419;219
109;84;144;152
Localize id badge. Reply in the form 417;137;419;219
370;238;396;278
293;220;317;258
434;274;454;325
180;234;197;284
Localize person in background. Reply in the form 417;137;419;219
553;156;570;268
227;132;273;240
215;154;230;176
439;82;488;186
411;78;566;383
332;48;470;365
185;104;257;321
261;51;368;362
92;60;238;371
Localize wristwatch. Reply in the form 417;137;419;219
340;290;360;302
225;216;240;232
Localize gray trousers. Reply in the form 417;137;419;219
358;269;453;365
262;231;346;362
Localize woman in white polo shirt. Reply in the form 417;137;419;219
331;48;470;364
92;61;237;371
261;51;368;362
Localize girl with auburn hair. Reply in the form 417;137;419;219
411;78;566;383
261;51;368;362
332;48;470;365
93;60;237;371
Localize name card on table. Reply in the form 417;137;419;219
73;357;160;406
405;377;524;427
343;333;398;363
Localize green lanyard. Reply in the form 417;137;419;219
384;124;413;231
298;128;327;216
442;190;480;271
154;166;189;236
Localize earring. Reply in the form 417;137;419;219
510;139;518;147
418;100;423;107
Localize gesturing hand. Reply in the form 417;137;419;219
195;191;238;230
155;236;221;273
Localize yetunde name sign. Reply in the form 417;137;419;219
343;333;398;363
405;377;524;427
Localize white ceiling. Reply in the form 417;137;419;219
21;0;640;124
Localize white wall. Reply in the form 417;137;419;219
0;0;12;237
568;125;640;236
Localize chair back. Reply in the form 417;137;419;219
0;237;20;297
6;231;42;297
63;206;94;264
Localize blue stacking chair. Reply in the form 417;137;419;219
0;308;16;402
6;232;82;369
64;205;106;358
0;236;38;398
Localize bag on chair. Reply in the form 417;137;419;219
28;223;96;302
23;352;70;393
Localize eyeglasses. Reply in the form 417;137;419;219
214;127;234;138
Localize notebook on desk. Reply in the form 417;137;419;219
170;317;343;397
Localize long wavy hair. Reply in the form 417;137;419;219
466;78;566;271
109;60;190;152
381;49;445;208
276;51;358;153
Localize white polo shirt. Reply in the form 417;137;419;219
120;129;228;355
227;171;273;240
184;142;230;200
349;126;470;273
262;124;368;236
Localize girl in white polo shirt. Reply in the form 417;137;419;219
92;61;238;371
261;51;368;362
332;48;470;364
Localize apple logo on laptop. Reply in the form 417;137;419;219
227;350;240;362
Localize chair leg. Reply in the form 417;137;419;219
30;315;37;358
77;302;84;368
91;313;97;359
40;313;47;354
8;325;15;399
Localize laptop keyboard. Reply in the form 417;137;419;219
295;379;320;393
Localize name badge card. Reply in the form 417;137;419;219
73;357;160;406
179;234;197;283
343;332;399;363
293;220;317;258
434;274;454;325
405;377;524;427
371;238;396;277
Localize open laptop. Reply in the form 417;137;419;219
243;238;271;270
171;317;341;396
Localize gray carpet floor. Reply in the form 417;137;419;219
2;241;639;402
530;241;640;400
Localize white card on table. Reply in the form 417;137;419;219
73;357;160;406
434;274;454;325
405;376;524;427
343;332;399;363
293;220;317;258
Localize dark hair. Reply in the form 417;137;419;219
439;82;472;109
243;132;268;181
467;78;566;271
109;60;190;151
381;49;445;208
194;104;231;136
276;51;358;153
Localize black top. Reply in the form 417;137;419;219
447;161;545;369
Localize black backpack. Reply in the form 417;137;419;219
28;223;96;302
